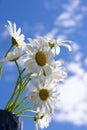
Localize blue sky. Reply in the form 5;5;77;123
0;0;87;130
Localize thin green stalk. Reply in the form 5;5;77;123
15;68;25;88
21;77;31;93
0;44;13;77
20;115;34;118
22;74;31;87
14;100;31;114
11;76;31;112
15;61;21;75
16;107;35;115
5;64;25;110
22;72;32;79
10;61;23;112
12;96;28;111
5;75;21;110
4;44;13;57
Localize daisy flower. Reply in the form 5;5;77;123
50;60;67;82
6;20;25;48
35;36;72;55
28;79;59;114
48;38;72;55
31;60;67;83
1;47;23;62
22;38;54;76
34;112;52;130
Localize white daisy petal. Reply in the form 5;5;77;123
7;20;13;36
16;27;21;36
59;43;72;51
6;20;25;48
55;46;60;55
13;22;16;34
34;110;52;130
1;47;23;62
41;37;72;55
43;65;52;76
23;38;55;76
28;79;59;114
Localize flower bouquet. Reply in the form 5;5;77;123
0;21;72;130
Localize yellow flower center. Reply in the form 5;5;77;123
39;89;49;101
35;51;46;66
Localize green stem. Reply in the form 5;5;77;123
11;76;31;112
22;72;31;79
15;61;21;75
10;61;23;112
15;68;25;88
13;96;28;111
0;44;13;77
4;44;13;57
5;65;25;111
16;107;35;115
14;100;31;114
20;115;34;118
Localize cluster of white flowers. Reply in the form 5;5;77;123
0;21;72;130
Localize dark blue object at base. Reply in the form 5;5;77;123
0;109;22;130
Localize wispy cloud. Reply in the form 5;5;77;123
54;71;87;125
84;58;87;66
53;43;87;126
44;0;60;10
0;29;9;42
43;0;87;40
44;28;58;39
54;0;86;29
55;14;82;28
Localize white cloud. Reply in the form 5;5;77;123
53;46;87;126
84;58;87;65
0;30;9;42
81;6;87;12
1;30;9;38
72;42;80;51
63;0;81;12
74;53;82;62
54;0;85;28
44;28;58;39
33;23;45;35
43;0;87;41
44;0;60;10
44;26;69;40
67;62;84;76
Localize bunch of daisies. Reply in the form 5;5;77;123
0;21;72;130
